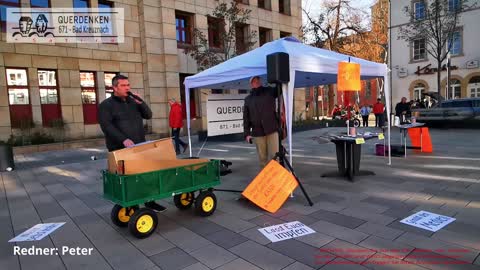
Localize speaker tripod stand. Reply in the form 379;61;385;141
273;83;314;206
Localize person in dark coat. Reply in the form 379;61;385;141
169;98;187;154
243;76;280;168
98;74;166;212
395;97;411;123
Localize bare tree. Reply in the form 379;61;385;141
398;0;472;98
184;1;257;71
302;0;370;112
302;0;369;53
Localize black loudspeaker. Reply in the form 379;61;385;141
267;52;290;83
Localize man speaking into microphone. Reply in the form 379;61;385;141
99;74;166;212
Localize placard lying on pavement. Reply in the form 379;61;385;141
258;221;315;243
9;223;65;242
400;211;455;232
242;160;298;213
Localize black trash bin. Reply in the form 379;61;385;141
0;144;14;171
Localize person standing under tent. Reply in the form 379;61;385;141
243;76;280;168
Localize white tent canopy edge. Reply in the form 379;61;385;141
183;37;392;165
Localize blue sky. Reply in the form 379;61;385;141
302;0;376;16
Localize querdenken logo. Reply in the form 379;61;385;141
12;14;55;38
7;8;125;43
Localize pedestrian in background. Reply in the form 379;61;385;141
373;98;385;128
169;98;188;154
360;104;371;127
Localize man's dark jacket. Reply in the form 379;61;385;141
98;95;152;151
395;102;411;117
243;86;280;138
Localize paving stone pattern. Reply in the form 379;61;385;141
1;128;480;269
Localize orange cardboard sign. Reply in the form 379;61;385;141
242;160;298;213
337;62;361;91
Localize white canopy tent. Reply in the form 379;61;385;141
184;37;392;165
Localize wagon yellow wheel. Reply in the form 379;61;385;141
195;191;217;217
111;204;138;227
173;192;195;210
128;208;158;239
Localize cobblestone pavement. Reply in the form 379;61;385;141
1;127;480;270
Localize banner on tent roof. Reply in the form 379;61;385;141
337;62;361;91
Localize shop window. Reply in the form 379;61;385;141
73;0;90;8
259;27;271;46
80;71;98;124
6;68;33;128
208;17;224;49
104;72;117;99
38;69;62;127
176;11;193;47
1;0;20;32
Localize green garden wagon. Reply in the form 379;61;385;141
103;159;221;239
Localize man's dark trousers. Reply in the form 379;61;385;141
362;116;369;127
172;128;186;153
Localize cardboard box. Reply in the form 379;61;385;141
108;138;209;175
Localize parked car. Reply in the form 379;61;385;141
412;97;480;127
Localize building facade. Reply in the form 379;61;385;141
390;0;480;105
0;0;303;142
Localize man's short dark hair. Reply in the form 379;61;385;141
377;98;381;101
112;74;128;87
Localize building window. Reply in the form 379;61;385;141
279;0;290;15
30;0;50;7
413;83;425;101
38;70;62;127
179;73;198;119
73;0;90;8
468;76;480;98
448;31;462;56
176;11;193;46
413;1;425;20
208;17;223;49
448;0;461;12
104;72;117;99
211;89;223;94
1;0;20;32
6;68;33;128
259;27;271;46
447;79;461;99
235;23;248;54
258;0;271;10
239;89;248;94
412;38;426;61
280;31;291;38
80;71;98;124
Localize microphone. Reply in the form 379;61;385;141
127;91;143;102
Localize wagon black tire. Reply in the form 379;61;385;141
174;192;195;210
195;191;217;217
353;119;361;128
128;208;158;239
111;204;138;227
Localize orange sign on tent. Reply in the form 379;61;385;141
337;62;361;91
242;160;298;213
